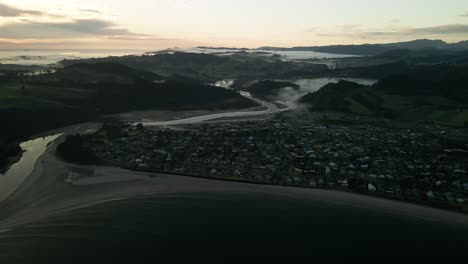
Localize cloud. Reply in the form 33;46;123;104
0;3;148;40
460;12;468;17
0;35;201;50
368;24;468;37
0;3;44;17
0;2;189;49
53;19;142;36
0;19;148;39
337;24;361;30
307;24;360;32
79;9;101;15
307;24;468;41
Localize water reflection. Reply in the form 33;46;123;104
0;134;61;202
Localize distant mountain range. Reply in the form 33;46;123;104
258;39;468;55
60;52;328;80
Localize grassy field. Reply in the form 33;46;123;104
0;82;95;110
377;92;468;126
336;90;468;127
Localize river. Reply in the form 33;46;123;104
1;80;468;260
138;91;287;126
0;77;377;201
0;134;61;202
0;93;282;202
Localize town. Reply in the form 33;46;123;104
66;114;468;213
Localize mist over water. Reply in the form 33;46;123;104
163;47;359;60
274;78;378;107
0;49;144;65
0;47;360;66
214;77;377;110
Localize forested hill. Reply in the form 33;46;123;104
0;62;258;165
59;52;328;80
299;65;468;126
259;39;468;56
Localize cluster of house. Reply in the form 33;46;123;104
89;119;468;212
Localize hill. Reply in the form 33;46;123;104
22;62;256;112
0;62;258;168
299;80;372;111
259;39;468;56
328;49;468;79
299;65;468;126
374;64;468;105
0;64;44;72
59;52;328;80
29;62;161;87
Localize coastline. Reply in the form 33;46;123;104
0;139;24;174
2;133;468;231
0;101;282;228
1;99;468;233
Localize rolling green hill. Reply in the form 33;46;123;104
333;49;468;78
300;65;468;127
300;80;372;112
259;39;468;55
0;63;257;157
19;62;256;112
59;52;328;80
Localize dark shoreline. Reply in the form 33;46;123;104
0;138;25;174
123;167;468;216
61;140;468;217
0;102;261;174
2;190;468;262
2;131;468;262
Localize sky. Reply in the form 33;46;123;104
0;0;468;50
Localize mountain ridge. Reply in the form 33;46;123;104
257;39;468;55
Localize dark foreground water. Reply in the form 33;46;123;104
0;192;467;262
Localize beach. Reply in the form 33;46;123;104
2;130;468;230
0;105;468;261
